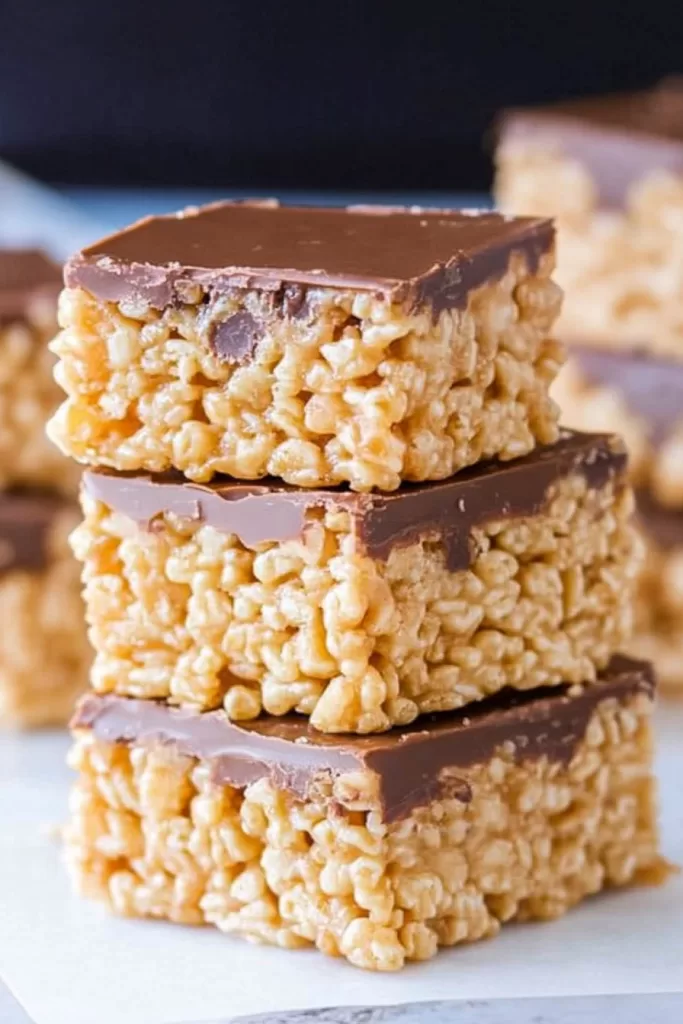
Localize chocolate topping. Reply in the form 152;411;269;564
82;431;627;571
0;249;61;323
499;78;683;208
637;491;683;550
71;656;654;822
0;491;69;574
569;344;683;445
64;202;553;320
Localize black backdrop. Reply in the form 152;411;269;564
1;0;682;189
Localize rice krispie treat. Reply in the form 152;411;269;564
628;493;683;692
495;78;683;349
47;202;564;491
0;250;80;494
66;656;664;971
72;430;639;733
553;348;683;692
0;491;90;727
553;346;683;507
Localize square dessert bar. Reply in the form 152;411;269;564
67;656;664;971
553;349;683;691
48;203;564;491
495;78;683;348
629;494;683;692
0;250;80;494
0;492;90;726
73;430;639;733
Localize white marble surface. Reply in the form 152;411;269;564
1;706;682;1024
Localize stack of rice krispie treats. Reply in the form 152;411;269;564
496;77;683;692
50;202;665;971
0;250;89;727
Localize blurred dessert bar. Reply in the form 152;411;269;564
0;250;88;726
47;202;565;491
0;250;80;493
553;351;683;689
495;81;683;693
66;656;664;971
495;77;683;348
72;430;638;733
0;492;89;726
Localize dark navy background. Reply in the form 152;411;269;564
1;0;681;189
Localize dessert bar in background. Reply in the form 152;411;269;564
73;431;638;734
67;656;664;972
0;492;89;726
495;77;683;348
0;250;88;727
553;350;683;690
0;250;80;494
495;80;683;694
48;202;564;491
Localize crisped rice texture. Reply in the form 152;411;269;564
0;508;90;727
0;310;81;494
72;474;640;733
631;536;683;694
65;692;663;972
47;254;563;491
553;359;683;508
496;145;683;352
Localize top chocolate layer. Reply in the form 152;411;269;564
499;78;683;207
71;656;654;822
82;430;626;571
0;249;61;322
569;343;683;445
0;491;69;574
64;202;553;316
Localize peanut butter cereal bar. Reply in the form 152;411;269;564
72;431;639;733
553;349;683;691
47;203;564;491
0;250;79;494
0;491;90;726
66;656;664;972
495;78;683;350
629;494;683;692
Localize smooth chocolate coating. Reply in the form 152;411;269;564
0;249;61;323
0;491;68;574
64;202;553;326
637;491;683;551
82;431;627;571
71;656;654;822
499;78;683;208
569;344;683;445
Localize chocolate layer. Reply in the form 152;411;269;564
64;202;553;321
499;78;683;208
82;430;627;571
71;656;654;822
0;491;68;574
569;343;683;445
0;249;61;323
637;491;683;551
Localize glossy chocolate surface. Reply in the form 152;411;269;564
65;202;553;322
